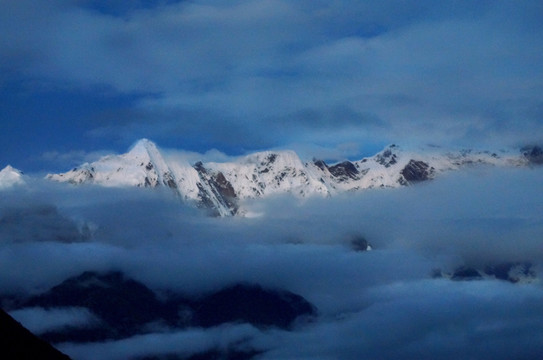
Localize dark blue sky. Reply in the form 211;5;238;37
1;0;542;172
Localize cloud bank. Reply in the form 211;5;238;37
1;166;542;359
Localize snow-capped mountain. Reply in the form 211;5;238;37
46;139;177;189
45;139;535;216
46;139;234;216
0;165;25;190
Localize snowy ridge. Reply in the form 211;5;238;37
208;150;329;199
46;139;177;188
0;165;25;190
45;140;534;216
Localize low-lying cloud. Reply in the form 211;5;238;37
9;307;99;335
1;166;542;359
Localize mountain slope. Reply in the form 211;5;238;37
45;140;531;216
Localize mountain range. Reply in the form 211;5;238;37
1;139;541;216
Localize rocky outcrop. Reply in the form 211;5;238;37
194;162;238;216
375;145;399;167
328;161;359;182
400;160;435;184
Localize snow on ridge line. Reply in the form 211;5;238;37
42;139;535;216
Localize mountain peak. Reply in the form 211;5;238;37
127;138;159;157
0;165;25;190
125;139;170;178
374;144;401;168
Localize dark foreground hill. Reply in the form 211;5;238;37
0;308;71;360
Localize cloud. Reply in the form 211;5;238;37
162;146;239;166
57;323;260;360
40;149;115;169
0;204;88;243
254;279;543;360
1;1;543;351
2;1;542;158
9;307;100;335
1;167;542;296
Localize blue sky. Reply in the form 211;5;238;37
1;0;543;172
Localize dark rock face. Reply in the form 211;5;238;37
522;145;543;164
0;308;71;360
195;284;316;329
213;172;237;204
313;159;328;171
400;160;434;183
144;176;153;187
328;161;359;182
375;145;398;168
163;172;178;189
264;154;277;165
194;162;238;216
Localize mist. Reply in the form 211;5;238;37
1;166;542;359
